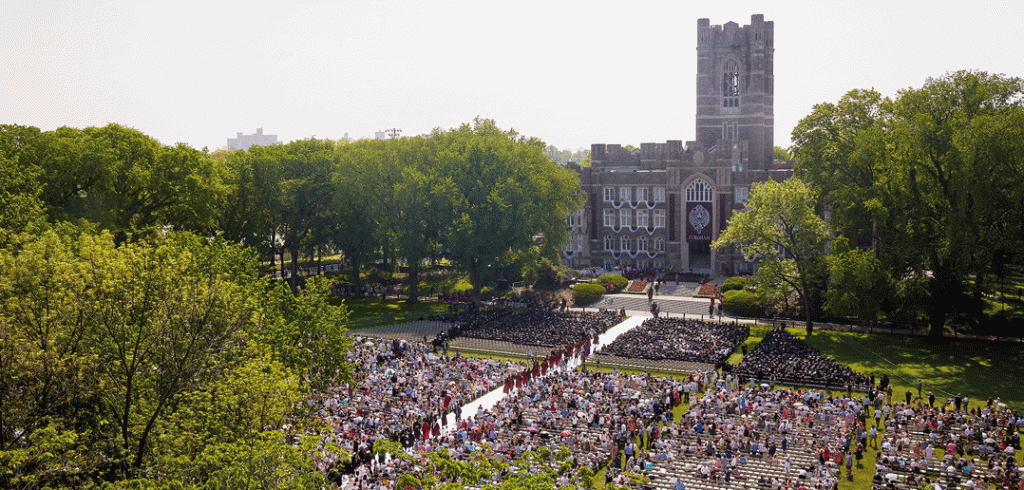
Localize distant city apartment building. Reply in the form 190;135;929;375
227;128;278;150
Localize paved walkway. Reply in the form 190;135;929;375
580;292;721;321
442;315;647;430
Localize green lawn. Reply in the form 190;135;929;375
333;297;450;329
799;328;1024;412
724;326;1024;412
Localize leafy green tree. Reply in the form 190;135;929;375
84;233;255;477
12;124;225;242
430;119;583;298
0;232;105;442
277;139;337;291
257;276;352;391
332;140;385;296
791;88;888;249
533;256;562;290
793;71;1024;336
0;231;271;483
152;356;304;475
188;431;338;490
387;137;457;303
824;237;892;325
217;146;274;253
713;178;831;332
0;125;46;241
773;145;792;162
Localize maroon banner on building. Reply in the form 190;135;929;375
668;195;676;241
686;201;713;243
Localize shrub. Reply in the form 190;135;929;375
723;289;757;306
597;274;627;293
721;276;749;293
722;289;764;317
572;283;606;306
533;257;561;289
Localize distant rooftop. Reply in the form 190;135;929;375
227;128;278;150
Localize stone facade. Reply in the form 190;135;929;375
566;14;791;275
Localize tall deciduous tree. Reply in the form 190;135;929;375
888;71;1024;335
257;276;352;391
824;237;892;325
712;177;831;332
389;137;457;303
85;233;253;477
430;118;582;298
14;124;224;242
0;126;46;241
0;231;264;482
277;139;337;292
332;140;385;295
792;71;1024;336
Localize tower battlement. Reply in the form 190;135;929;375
696;14;774;171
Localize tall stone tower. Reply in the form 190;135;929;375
696;14;774;171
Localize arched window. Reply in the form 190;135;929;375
620;236;631;252
654;237;665;253
604;236;615;251
637;236;648;252
686;178;714;202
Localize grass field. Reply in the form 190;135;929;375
798;328;1024;412
333;297;450;329
727;325;1024;412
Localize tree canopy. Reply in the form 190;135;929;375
712;177;831;332
791;70;1024;336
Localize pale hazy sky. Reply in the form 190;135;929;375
2;0;1021;152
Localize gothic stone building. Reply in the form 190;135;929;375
566;14;792;275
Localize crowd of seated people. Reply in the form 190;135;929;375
734;328;871;390
650;377;873;490
600;318;749;364
293;312;1021;490
865;392;1022;490
391;363;694;489
304;337;527;488
302;325;692;489
460;310;619;348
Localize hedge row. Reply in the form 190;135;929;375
572;283;606;306
597;274;628;293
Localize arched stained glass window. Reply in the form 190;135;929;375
686;179;714;202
